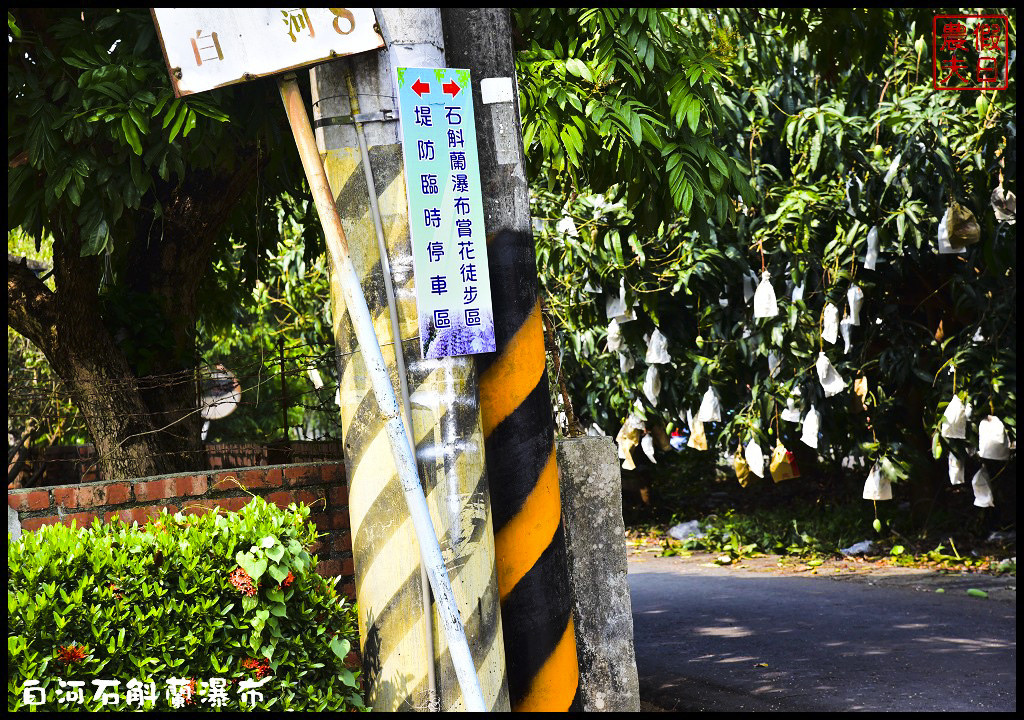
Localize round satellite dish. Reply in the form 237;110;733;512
200;365;241;420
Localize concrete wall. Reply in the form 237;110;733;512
557;436;641;711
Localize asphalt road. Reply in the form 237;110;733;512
629;554;1016;712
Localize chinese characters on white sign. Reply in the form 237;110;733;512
150;8;384;96
397;67;496;359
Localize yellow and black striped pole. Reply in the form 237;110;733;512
311;19;509;712
442;8;581;712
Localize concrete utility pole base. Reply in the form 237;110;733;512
557;437;641;711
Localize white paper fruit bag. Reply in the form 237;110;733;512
753;271;779;319
816;352;847;396
863;462;893;500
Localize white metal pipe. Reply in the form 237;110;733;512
343;66;438;711
277;73;486;712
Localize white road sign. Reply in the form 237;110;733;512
151;8;384;96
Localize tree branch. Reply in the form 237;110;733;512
7;256;58;350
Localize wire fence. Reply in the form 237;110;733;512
8;341;346;487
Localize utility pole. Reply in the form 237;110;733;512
311;8;509;712
441;8;581;712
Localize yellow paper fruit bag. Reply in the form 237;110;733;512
770;442;800;483
734;447;751;487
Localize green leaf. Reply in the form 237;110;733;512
267;563;290;583
329;637;351;660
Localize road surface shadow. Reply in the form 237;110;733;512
629;557;1016;712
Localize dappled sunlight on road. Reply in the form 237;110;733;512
628;555;1016;712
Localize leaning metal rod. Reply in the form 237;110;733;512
343;67;438;712
277;73;486;712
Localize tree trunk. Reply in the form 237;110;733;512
8;154;262;480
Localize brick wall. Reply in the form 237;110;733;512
7;462;354;599
10;441;346;488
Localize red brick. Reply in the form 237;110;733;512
317;559;342;578
8;490;50;513
181;499;219;516
340;582;356;599
104;483;133;506
340;557;354;576
284;464;321;487
53;486;81;508
55;511;96;528
174;474;208;498
333;532;352;552
266;490;293;509
321;463;347;483
104;505;177;525
291;489;322;509
212;496;249;514
20;516;57;532
133;478;169;502
309;513;330;532
264;466;284;487
213;468;277;492
328;484;348;507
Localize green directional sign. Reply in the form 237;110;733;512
397;67;495;360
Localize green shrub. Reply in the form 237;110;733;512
7;498;365;712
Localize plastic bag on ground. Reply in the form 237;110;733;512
948;453;965;485
840;540;875;556
696;387;722;423
864;226;879;270
745;440;765;478
643;365;661;406
978;416;1010;460
801;404;821;449
641;434;657;464
753;271;779;319
816;352;847;396
972;467;994;507
646;328;670;364
840;317;854;355
847;285;864;326
668;520;705;541
770;442;800;483
863;462;893;500
822;303;840;344
734;446;751;487
606;319;623;352
940;395;968;439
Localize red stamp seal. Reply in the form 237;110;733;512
932;14;1010;91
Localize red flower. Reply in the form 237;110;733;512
229;567;257;597
242;657;272;679
57;644;87;665
109;583;124;599
282;571;295;588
